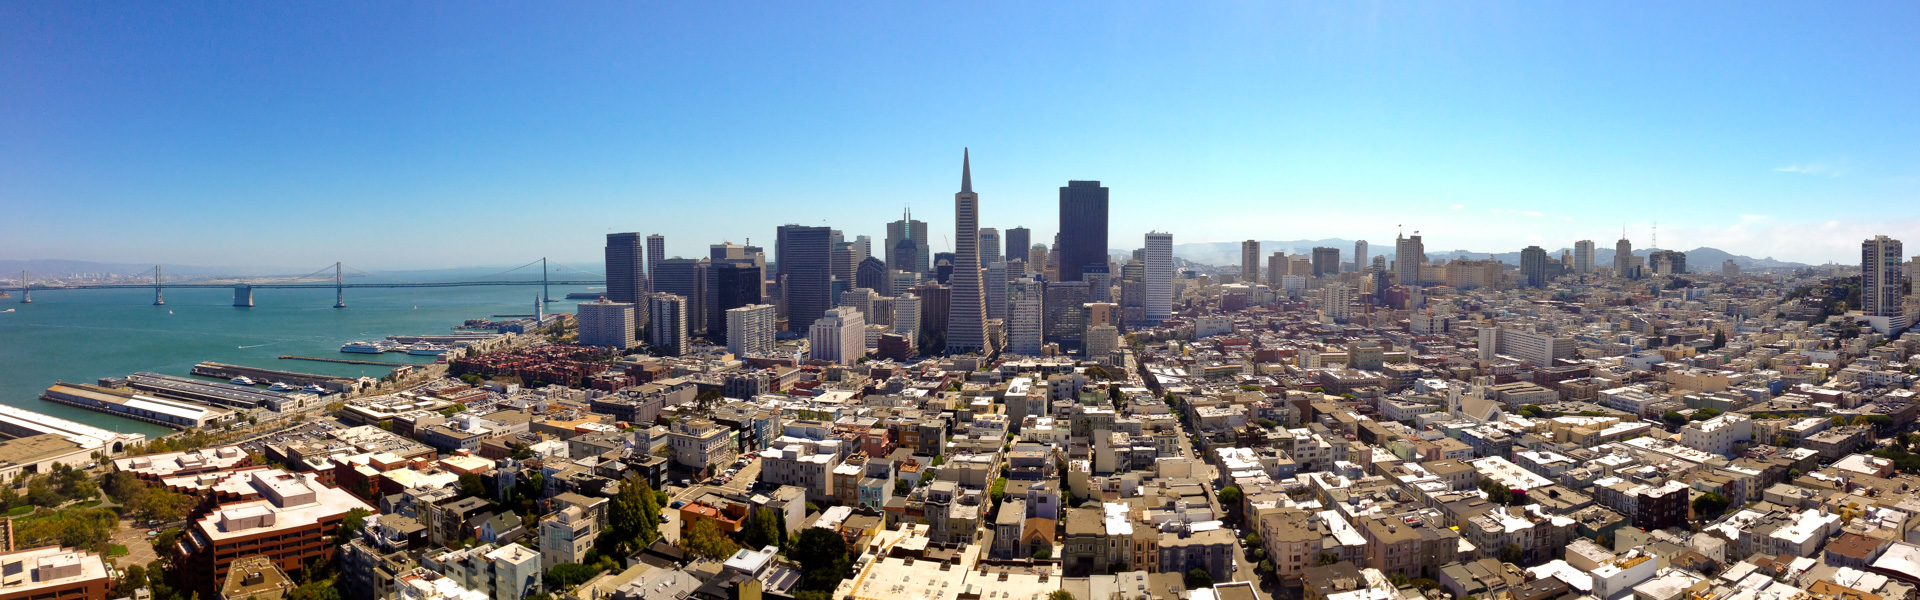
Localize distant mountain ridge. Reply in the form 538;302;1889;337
0;259;291;280
1138;240;1808;271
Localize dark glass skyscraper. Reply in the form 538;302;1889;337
777;224;834;332
1057;181;1109;282
1005;227;1031;274
706;261;763;341
604;232;649;327
1520;246;1548;288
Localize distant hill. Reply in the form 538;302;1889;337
1144;241;1807;271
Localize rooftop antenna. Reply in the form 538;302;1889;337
1652;222;1658;249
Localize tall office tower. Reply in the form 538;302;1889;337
914;281;951;338
1005;228;1031;274
892;293;922;345
853;235;871;267
1722;260;1741;278
646;235;665;292
1085;325;1119;363
1573;240;1596;274
1520;246;1548;288
1005;278;1044;356
576;299;637;350
1353;241;1369;274
605;233;646;303
652;258;708;336
1395;233;1425;285
1614;236;1633;276
886;210;931;275
648;293;689;357
726;304;775;357
1864;236;1906;319
807;308;866;364
855;257;892;296
1311;247;1341;277
831;242;854;284
1057;180;1110;282
1119;261;1146;328
1043;282;1090;351
979;228;1002;266
1266;252;1287;289
985;261;1009;321
1144;233;1173;324
1372;255;1389;296
1241;240;1261;283
1028;244;1050;278
947;150;990;354
706;262;762;341
839;288;876;321
1084;265;1113;304
776;224;834;333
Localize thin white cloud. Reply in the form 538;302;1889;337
1521;210;1544;217
1774;160;1849;177
1450;204;1465;211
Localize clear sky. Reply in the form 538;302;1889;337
4;2;1917;270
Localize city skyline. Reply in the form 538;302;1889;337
7;3;1920;269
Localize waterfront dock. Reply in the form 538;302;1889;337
279;355;413;367
190;362;365;394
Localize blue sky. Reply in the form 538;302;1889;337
4;2;1917;270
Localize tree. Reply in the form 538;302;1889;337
607;479;661;555
544;563;600;591
1255;418;1278;429
1693;492;1730;518
458;473;487;499
1499;543;1524;565
991;477;1008;502
1318;552;1340;566
438;404;467;417
1048;591;1076;600
680;518;738;559
1185;568;1213;589
335;508;371;546
1662;412;1688;427
1216;486;1242;512
740;507;784;551
1032;546;1052;559
791;527;852;592
116;564;148;598
1712;330;1727;350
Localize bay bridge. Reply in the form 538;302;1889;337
4;258;605;307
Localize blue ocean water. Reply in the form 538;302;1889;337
0;272;600;438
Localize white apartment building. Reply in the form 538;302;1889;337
809;308;866;364
1681;413;1752;456
726;304;776;357
539;506;598;569
575;299;636;349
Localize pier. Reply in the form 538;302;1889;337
190;362;364;394
278;355;414;367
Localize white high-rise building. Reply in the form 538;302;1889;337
1864;236;1908;334
1574;240;1596;274
576;299;637;350
726;304;775;357
1006;278;1044;356
1353;240;1368;274
893;293;921;345
648;293;689;356
809;308;866;364
1144;233;1173;324
979;228;1001;265
1319;284;1352;322
1614;236;1634;277
947;150;990;354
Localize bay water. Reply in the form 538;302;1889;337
0;271;601;438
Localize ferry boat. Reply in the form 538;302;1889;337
407;344;450;356
303;384;328;394
341;341;384;354
268;382;296;392
230;376;256;385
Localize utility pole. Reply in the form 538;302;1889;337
333;262;345;308
153;265;165;306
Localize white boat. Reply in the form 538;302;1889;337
341;342;383;354
230;376;256;386
407;344;449;356
268;382;296;392
302;384;328;394
1;309;12;313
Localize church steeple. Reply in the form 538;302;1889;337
961;147;972;193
